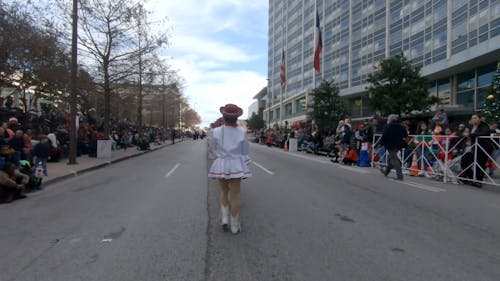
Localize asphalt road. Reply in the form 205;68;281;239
2;140;500;281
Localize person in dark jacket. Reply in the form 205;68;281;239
379;114;408;180
33;135;51;176
458;113;494;187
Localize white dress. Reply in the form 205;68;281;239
208;126;252;179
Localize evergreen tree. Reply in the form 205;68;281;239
481;62;500;122
312;80;347;130
367;54;439;116
247;113;265;131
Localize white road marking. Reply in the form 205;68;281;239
390;179;446;192
253;161;275;175
332;164;370;174
101;239;113;243
165;163;180;178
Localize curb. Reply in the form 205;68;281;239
43;140;183;186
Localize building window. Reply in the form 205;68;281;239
437;78;451;105
275;108;281;121
456;90;475;109
476;87;490;110
457;71;475;92
296;98;306;114
477;63;496;88
285;103;293;117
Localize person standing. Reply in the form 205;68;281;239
208;104;251;234
379;114;408;180
459;113;494;187
33;135;51;176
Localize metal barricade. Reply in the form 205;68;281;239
372;134;499;187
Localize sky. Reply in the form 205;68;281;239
146;0;269;127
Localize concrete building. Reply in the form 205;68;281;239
266;0;500;125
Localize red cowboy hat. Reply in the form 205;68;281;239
219;104;243;118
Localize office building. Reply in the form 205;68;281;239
266;0;500;125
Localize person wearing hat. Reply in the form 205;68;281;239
208;104;252;234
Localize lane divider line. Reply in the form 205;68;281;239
389;179;446;192
165;163;181;178
252;161;275;175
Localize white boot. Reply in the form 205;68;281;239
221;205;229;231
230;214;241;234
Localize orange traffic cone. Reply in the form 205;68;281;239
284;141;289;152
409;151;419;176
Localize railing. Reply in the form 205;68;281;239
372;134;500;187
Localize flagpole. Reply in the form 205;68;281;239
280;2;287;129
313;0;317;90
312;0;317;133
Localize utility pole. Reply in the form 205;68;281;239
68;0;78;165
161;77;166;129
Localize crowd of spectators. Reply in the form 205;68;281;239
0;97;183;203
251;109;499;187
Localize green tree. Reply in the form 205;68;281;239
481;62;500;122
247;113;265;131
312;80;347;130
367;55;439;116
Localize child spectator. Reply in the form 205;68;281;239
33;135;51;176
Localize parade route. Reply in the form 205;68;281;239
1;140;500;281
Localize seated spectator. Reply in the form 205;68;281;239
2;122;14;138
8;130;26;167
342;146;359;166
0;162;28;203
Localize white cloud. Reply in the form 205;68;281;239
149;0;268;127
170;35;259;63
169;56;266;125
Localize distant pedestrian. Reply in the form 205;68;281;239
208;104;251;234
379;114;408;180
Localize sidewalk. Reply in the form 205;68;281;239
43;140;181;186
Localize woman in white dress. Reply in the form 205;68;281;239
208;104;251;234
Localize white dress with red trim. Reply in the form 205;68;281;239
208;126;252;179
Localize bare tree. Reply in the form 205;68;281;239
77;0;166;137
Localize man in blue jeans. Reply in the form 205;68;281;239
379;114;408;180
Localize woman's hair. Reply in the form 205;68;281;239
224;116;237;123
472;112;483;119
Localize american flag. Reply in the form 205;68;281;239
280;48;286;90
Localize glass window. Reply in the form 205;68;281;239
457;71;475;91
438;78;451;105
296;98;306;113
275;109;281;120
456;90;475;109
476;87;490;110
285;103;293;117
428;82;437;97
477;63;497;88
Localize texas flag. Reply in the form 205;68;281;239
313;9;323;73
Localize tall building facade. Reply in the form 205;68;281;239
266;0;500;125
